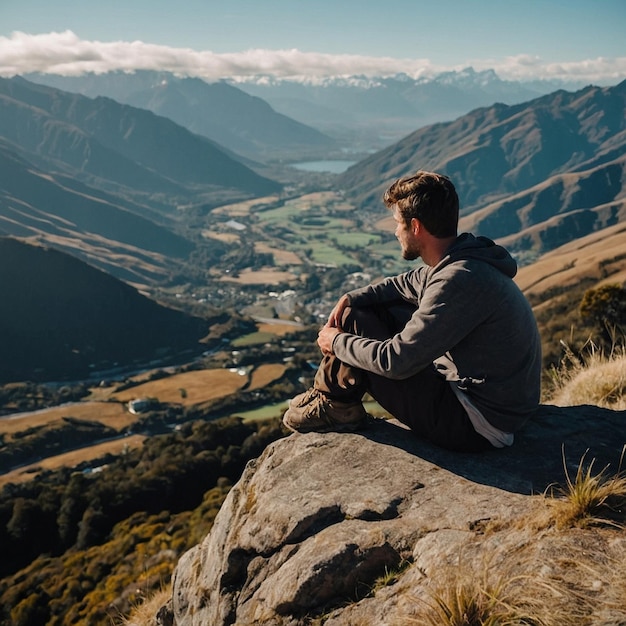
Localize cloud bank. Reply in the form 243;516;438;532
1;31;625;85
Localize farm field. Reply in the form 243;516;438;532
201;190;404;286
110;364;285;406
0;362;290;488
0;434;147;488
218;268;299;285
111;369;248;406
232;397;392;422
233;401;290;422
0;401;132;437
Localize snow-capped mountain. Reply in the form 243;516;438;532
230;68;574;145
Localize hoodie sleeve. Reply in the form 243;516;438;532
346;268;427;307
333;261;494;379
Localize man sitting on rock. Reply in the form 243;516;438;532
283;170;542;452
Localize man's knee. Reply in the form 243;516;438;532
341;304;398;340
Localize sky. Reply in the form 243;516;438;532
0;0;625;84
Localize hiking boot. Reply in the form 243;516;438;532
282;388;367;433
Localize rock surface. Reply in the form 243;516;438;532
165;404;626;625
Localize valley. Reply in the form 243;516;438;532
0;71;624;625
2;181;624;490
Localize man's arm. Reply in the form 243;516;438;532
332;266;492;379
319;270;422;356
347;269;423;307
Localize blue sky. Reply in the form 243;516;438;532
1;0;625;83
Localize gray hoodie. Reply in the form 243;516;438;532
332;233;542;433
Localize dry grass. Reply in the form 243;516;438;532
248;363;286;390
410;538;626;626
0;401;132;436
217;267;298;285
254;242;302;265
116;585;171;626
420;580;544;625
411;561;571;626
111;368;248;406
256;321;304;337
545;447;626;528
548;341;626;410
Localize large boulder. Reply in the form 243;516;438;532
165;404;626;625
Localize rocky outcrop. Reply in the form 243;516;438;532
163;404;626;625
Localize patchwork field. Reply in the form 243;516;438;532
200;190;403;285
108;364;287;406
0;361;289;488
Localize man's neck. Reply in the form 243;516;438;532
422;235;457;266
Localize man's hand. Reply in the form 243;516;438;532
318;294;350;355
317;325;341;356
327;294;350;329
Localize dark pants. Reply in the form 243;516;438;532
314;302;492;452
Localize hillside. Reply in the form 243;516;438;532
513;222;626;368
0;141;196;286
337;80;626;257
0;237;212;383
0;76;281;201
459;156;626;258
0;75;286;287
27;71;337;161
515;222;626;298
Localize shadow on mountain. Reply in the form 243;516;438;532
0;237;211;383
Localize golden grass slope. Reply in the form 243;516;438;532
515;221;626;298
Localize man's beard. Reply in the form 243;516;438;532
401;243;420;261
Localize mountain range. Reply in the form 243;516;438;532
0;140;196;286
43;69;621;264
29;68;563;156
1;72;625;384
0;76;280;198
232;68;552;141
0;75;284;285
337;80;626;259
26;71;337;161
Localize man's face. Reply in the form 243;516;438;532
393;207;420;261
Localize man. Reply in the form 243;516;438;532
282;170;542;452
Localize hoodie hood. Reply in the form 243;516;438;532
443;232;518;278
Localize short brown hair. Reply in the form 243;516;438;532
383;171;459;238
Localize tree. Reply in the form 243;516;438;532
6;498;39;543
10;591;50;626
57;473;88;548
579;284;626;342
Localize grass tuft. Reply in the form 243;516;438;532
412;566;564;626
116;584;171;626
546;446;626;528
370;559;413;593
548;340;625;409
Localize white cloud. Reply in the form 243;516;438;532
0;31;625;85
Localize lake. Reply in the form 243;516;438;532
290;160;357;174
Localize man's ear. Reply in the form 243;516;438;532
410;218;421;235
